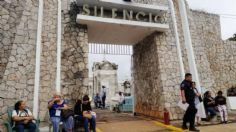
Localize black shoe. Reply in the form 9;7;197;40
182;125;188;130
189;127;200;132
224;121;228;124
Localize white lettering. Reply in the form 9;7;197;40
136;12;146;21
79;4;166;24
112;8;118;18
94;6;97;16
82;4;90;15
123;10;133;20
100;7;104;17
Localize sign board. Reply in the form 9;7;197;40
228;97;236;110
76;0;169;44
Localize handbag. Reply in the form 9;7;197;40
83;111;92;119
195;88;203;102
62;109;74;119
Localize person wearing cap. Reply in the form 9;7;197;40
74;95;96;132
48;94;74;132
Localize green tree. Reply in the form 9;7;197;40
228;33;236;41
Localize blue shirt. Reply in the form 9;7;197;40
49;100;64;117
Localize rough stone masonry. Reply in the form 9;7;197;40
0;0;236;131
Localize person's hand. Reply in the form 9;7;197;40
54;98;60;102
24;116;31;121
182;99;186;104
23;119;29;124
62;105;69;110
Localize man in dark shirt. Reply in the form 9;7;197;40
180;73;199;131
215;91;228;123
74;95;96;132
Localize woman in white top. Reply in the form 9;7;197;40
12;101;36;132
192;82;202;125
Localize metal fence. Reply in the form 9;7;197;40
89;43;133;55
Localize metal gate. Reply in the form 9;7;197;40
89;43;133;55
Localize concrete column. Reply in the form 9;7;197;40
33;0;44;118
56;0;62;93
178;0;206;118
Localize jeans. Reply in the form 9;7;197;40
63;116;74;131
95;101;102;108
15;122;36;132
207;107;217;117
102;96;106;108
51;116;74;132
84;115;96;132
50;117;61;132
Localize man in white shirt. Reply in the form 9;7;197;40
12;101;36;132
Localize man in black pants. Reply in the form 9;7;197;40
101;86;107;109
180;73;199;131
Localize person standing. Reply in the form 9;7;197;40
101;86;107;109
180;73;199;131
215;90;228;123
192;82;202;126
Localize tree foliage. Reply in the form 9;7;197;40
228;33;236;41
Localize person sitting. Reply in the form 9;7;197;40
74;95;96;132
215;91;228;123
117;92;125;112
93;93;102;109
48;93;74;132
12;101;36;132
203;91;217;120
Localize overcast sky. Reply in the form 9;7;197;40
187;0;236;39
89;0;236;81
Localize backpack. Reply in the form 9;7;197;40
13;109;30;125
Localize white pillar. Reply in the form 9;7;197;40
56;0;62;93
168;0;185;79
33;0;44;118
178;0;206;118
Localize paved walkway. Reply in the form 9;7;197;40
198;123;236;132
40;109;236;132
96;109;170;132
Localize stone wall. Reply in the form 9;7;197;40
38;1;89;121
190;10;236;94
0;0;89;127
0;0;39;131
133;31;183;119
133;0;236;120
37;0;58;121
61;10;89;104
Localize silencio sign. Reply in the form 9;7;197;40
78;1;167;24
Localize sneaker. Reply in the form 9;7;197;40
189;127;200;132
182;125;188;130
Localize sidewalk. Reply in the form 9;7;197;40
95;109;170;132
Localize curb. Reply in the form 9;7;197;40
153;121;189;132
96;128;103;132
